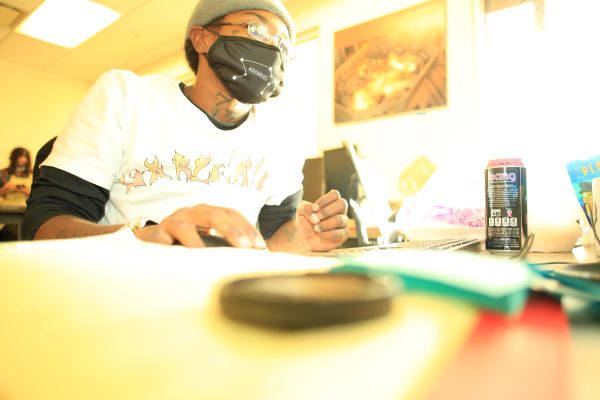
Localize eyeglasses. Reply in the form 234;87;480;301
209;21;295;62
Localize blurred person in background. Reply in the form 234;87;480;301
0;147;32;241
0;147;32;202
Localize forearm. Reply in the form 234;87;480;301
266;219;309;253
34;215;123;240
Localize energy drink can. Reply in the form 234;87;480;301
485;158;528;254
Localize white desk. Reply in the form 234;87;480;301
526;247;600;400
0;232;478;400
0;232;598;400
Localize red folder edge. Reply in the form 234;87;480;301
427;295;572;400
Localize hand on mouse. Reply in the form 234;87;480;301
133;204;266;249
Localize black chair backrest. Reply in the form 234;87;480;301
32;137;57;181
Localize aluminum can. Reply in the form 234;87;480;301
485;158;528;254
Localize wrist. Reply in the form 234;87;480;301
124;217;154;238
269;220;311;253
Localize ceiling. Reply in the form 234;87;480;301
0;0;294;83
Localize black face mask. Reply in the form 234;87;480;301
206;35;284;104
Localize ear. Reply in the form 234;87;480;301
189;26;213;54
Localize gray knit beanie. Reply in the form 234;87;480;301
185;0;296;43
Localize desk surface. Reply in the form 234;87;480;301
0;199;26;212
0;233;598;400
448;247;600;400
0;232;478;400
528;247;600;400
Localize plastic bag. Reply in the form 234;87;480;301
394;148;486;241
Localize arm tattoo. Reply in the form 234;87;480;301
282;224;297;244
54;227;69;239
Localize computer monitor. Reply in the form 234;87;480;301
323;146;359;205
342;141;395;245
301;157;325;203
324;143;394;245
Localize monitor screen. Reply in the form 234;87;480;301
301;157;325;203
329;142;394;244
323;146;360;205
342;142;393;222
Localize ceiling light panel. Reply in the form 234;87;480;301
15;0;121;48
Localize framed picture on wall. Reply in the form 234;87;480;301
334;0;447;124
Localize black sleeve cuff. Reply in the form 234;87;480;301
22;166;110;240
257;190;303;240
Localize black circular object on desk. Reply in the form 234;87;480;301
219;273;395;330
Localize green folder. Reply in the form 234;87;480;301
331;250;532;315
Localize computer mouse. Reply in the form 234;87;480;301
199;233;232;247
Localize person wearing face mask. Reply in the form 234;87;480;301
23;0;349;252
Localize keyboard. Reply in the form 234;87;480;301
314;238;483;257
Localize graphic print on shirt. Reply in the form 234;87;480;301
173;151;193;182
191;155;212;184
144;156;173;184
115;150;268;193
117;170;146;194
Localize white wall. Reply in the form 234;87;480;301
1;0;481;203
136;51;194;84
286;0;482;201
0;59;90;166
478;0;600;227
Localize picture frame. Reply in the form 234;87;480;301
334;0;447;124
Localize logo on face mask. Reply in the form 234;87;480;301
207;36;284;104
231;58;277;97
248;66;268;81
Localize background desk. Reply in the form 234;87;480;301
0;202;26;240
